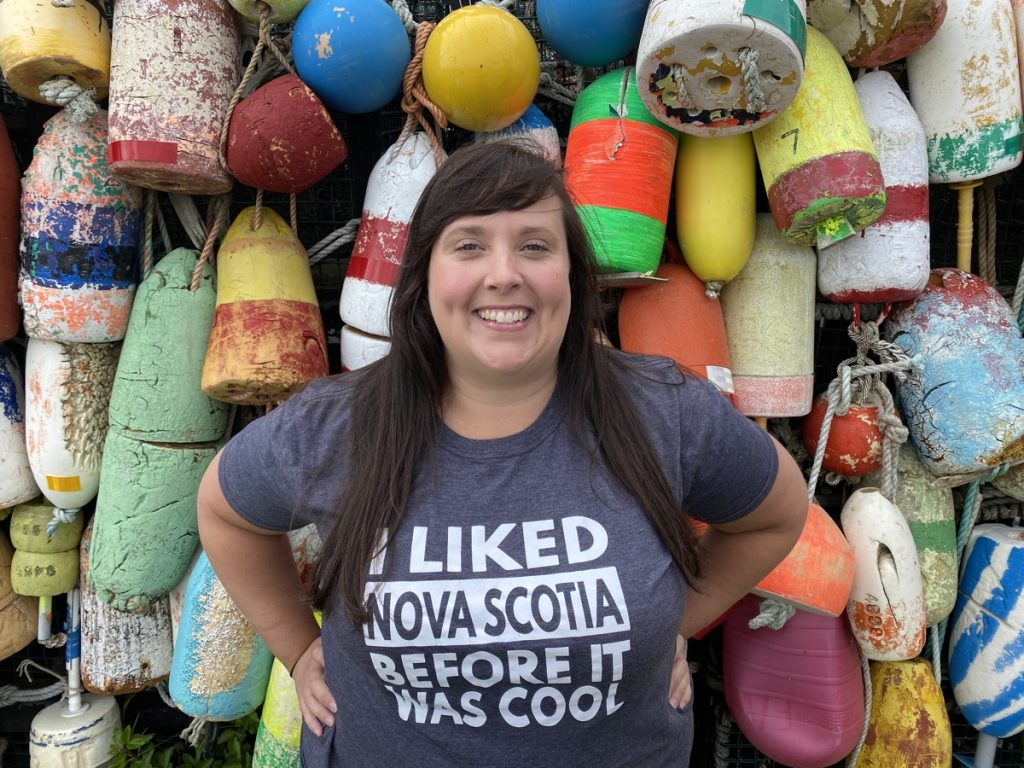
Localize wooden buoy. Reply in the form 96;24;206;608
0;529;37;662
20;108;142;343
884;268;1024;476
635;0;806;136
1;346;40;509
202;207;328;404
29;692;121;768
474;103;562;168
340;325;390;372
802;390;885;478
228;0;309;22
536;0;646;67
107;0;241;194
818;70;930;304
807;0;946;67
564;67;677;274
841;488;927;661
720;214;816;418
0;0;111;104
0;115;19;341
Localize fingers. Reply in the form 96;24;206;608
293;637;338;737
668;635;692;709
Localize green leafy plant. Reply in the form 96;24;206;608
108;712;260;768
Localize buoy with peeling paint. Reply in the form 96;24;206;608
1;345;40;509
752;26;885;249
884;268;1024;476
253;654;302;768
340;134;442;338
202;207;328;404
802;389;885;478
29;692;121;768
20;108;142;343
536;0;646;68
474;103;561;168
907;0;1023;183
0;0;111;104
0;529;37;662
841;487;927;661
25;338;118;510
228;0;309;22
720;214;816;418
635;0;807;136
10;498;81;597
340;325;390;372
724;594;864;768
107;0;241;194
818;70;930;304
994;463;1024;501
1;115;19;342
564;67;677;274
807;0;946;68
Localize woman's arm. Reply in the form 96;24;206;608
679;437;808;638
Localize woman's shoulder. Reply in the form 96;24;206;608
606;348;692;389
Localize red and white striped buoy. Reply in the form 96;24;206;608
340;325;390;372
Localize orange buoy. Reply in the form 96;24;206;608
802;390;885;478
0;115;18;341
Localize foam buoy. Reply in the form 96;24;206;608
884;268;1024;476
0;115;19;341
339;134;442;337
228;0;309;22
9;497;83;553
818;70;930;304
1;346;40;509
474;103;561;167
253;650;307;767
340;325;390;372
227;73;347;194
720;214;816;418
724;594;863;768
0;529;37;662
564;67;677;274
10;497;81;597
0;0;111;104
841;487;926;661
202;207;328;404
107;0;241;194
29;692;121;767
635;0;806;136
25;339;118;510
802;390;885;478
422;5;539;132
807;0;946;67
20;108;142;343
536;0;646;68
907;0;1023;183
293;0;409;114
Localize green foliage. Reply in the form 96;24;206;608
108;712;260;768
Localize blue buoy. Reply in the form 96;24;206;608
537;0;647;67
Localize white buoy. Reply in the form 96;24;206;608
340;325;391;372
1;344;40;508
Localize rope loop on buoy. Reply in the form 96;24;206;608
307;218;361;265
537;72;578;108
477;0;514;9
45;507;80;537
668;64;696;110
738;47;766;114
747;598;795;630
181;717;209;748
190;194;232;292
51;0;76;6
398;22;447;168
389;0;418;34
251;188;265;232
37;78;98;122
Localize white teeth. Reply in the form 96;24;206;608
478;309;529;324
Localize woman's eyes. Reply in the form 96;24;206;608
452;240;552;254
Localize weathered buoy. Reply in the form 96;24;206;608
720;214;816;418
0;115;19;341
10;498;82;598
226;73;347;194
1;346;40;509
884;268;1024;476
340;325;391;372
202;207;328;404
107;0;241;194
802;389;885;478
474;103;561;168
993;463;1024;501
807;0;946;67
841;487;926;661
0;0;111;104
29;692;121;768
724;594;864;768
536;0;646;68
818;70;930;304
635;0;807;136
252;656;303;768
0;529;37;662
293;0;409;114
907;0;1023;183
25;338;118;510
564;67;677;274
228;0;309;22
339;134;442;338
20;108;142;343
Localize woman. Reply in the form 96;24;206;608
198;141;807;766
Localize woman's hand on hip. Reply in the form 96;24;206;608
293;636;337;737
668;635;692;709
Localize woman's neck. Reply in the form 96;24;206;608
441;369;558;439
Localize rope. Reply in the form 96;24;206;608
155;191;172;256
290;193;298;233
37;78;97;122
307;218;361;265
41;632;67;648
142;189;156;281
190;194;232;292
668;64;696;110
477;0;514;7
931;624;943;684
45;507;79;537
169;194;208;251
252;189;265;231
1013;228;1024;328
51;0;76;5
846;651;874;767
746;598;795;630
181;717;209;748
816;303;884;322
397;22;447;168
978;182;997;286
389;0;418;34
738;48;765;114
156;681;177;710
713;708;733;768
537;72;578;108
0;681;65;708
874;385;908;502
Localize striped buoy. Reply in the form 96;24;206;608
635;0;806;136
252;657;302;767
807;0;946;68
10;497;82;598
107;0;241;194
474;103;561;168
340;325;390;372
720;214;816;418
884;268;1024;476
818;71;929;303
0;529;37;662
564;67;677;274
25;339;118;510
753;26;885;249
202;207;328;404
1;345;40;509
340;134;442;338
20;108;142;343
0;0;111;104
537;0;647;68
229;0;309;22
907;0;1023;183
841;487;927;661
802;389;885;478
29;692;121;768
1;115;18;341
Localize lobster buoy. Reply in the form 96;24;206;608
675;133;756;297
720;214;816;418
339;134;442;337
536;0;647;68
0;0;111;104
340;325;391;372
884;268;1024;476
107;0;241;194
202;207;328;404
10;497;82;597
807;0;946;67
229;0;309;22
618;260;735;398
818;70;930;304
227;73;347;194
724;595;864;768
25;338;118;510
1;345;40;509
0;529;37;662
293;0;409;114
949;524;1024;737
564;68;677;274
841;487;926;661
253;656;302;767
1;115;18;341
422;5;540;132
635;0;807;136
994;463;1024;501
20;108;142;343
853;659;952;767
802;390;885;478
474;103;561;168
29;693;121;768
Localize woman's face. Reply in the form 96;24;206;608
427;197;572;390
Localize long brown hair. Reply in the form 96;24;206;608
312;140;701;622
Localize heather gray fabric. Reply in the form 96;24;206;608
218;353;778;767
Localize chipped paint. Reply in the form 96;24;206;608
803;391;886;478
315;30;333;58
0;347;40;508
808;0;946;67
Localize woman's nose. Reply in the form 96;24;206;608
484;249;522;289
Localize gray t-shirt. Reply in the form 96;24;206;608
218;354;778;767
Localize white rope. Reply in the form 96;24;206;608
747;598;795;630
181;717;209;747
389;0;418;33
846;652;874;767
307;218;361;265
37;77;97;122
0;681;65;708
168;194;209;251
157;681;177;710
668;64;696;110
537;72;578;108
51;0;76;6
46;507;80;537
930;624;943;685
738;47;765;113
477;0;514;8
